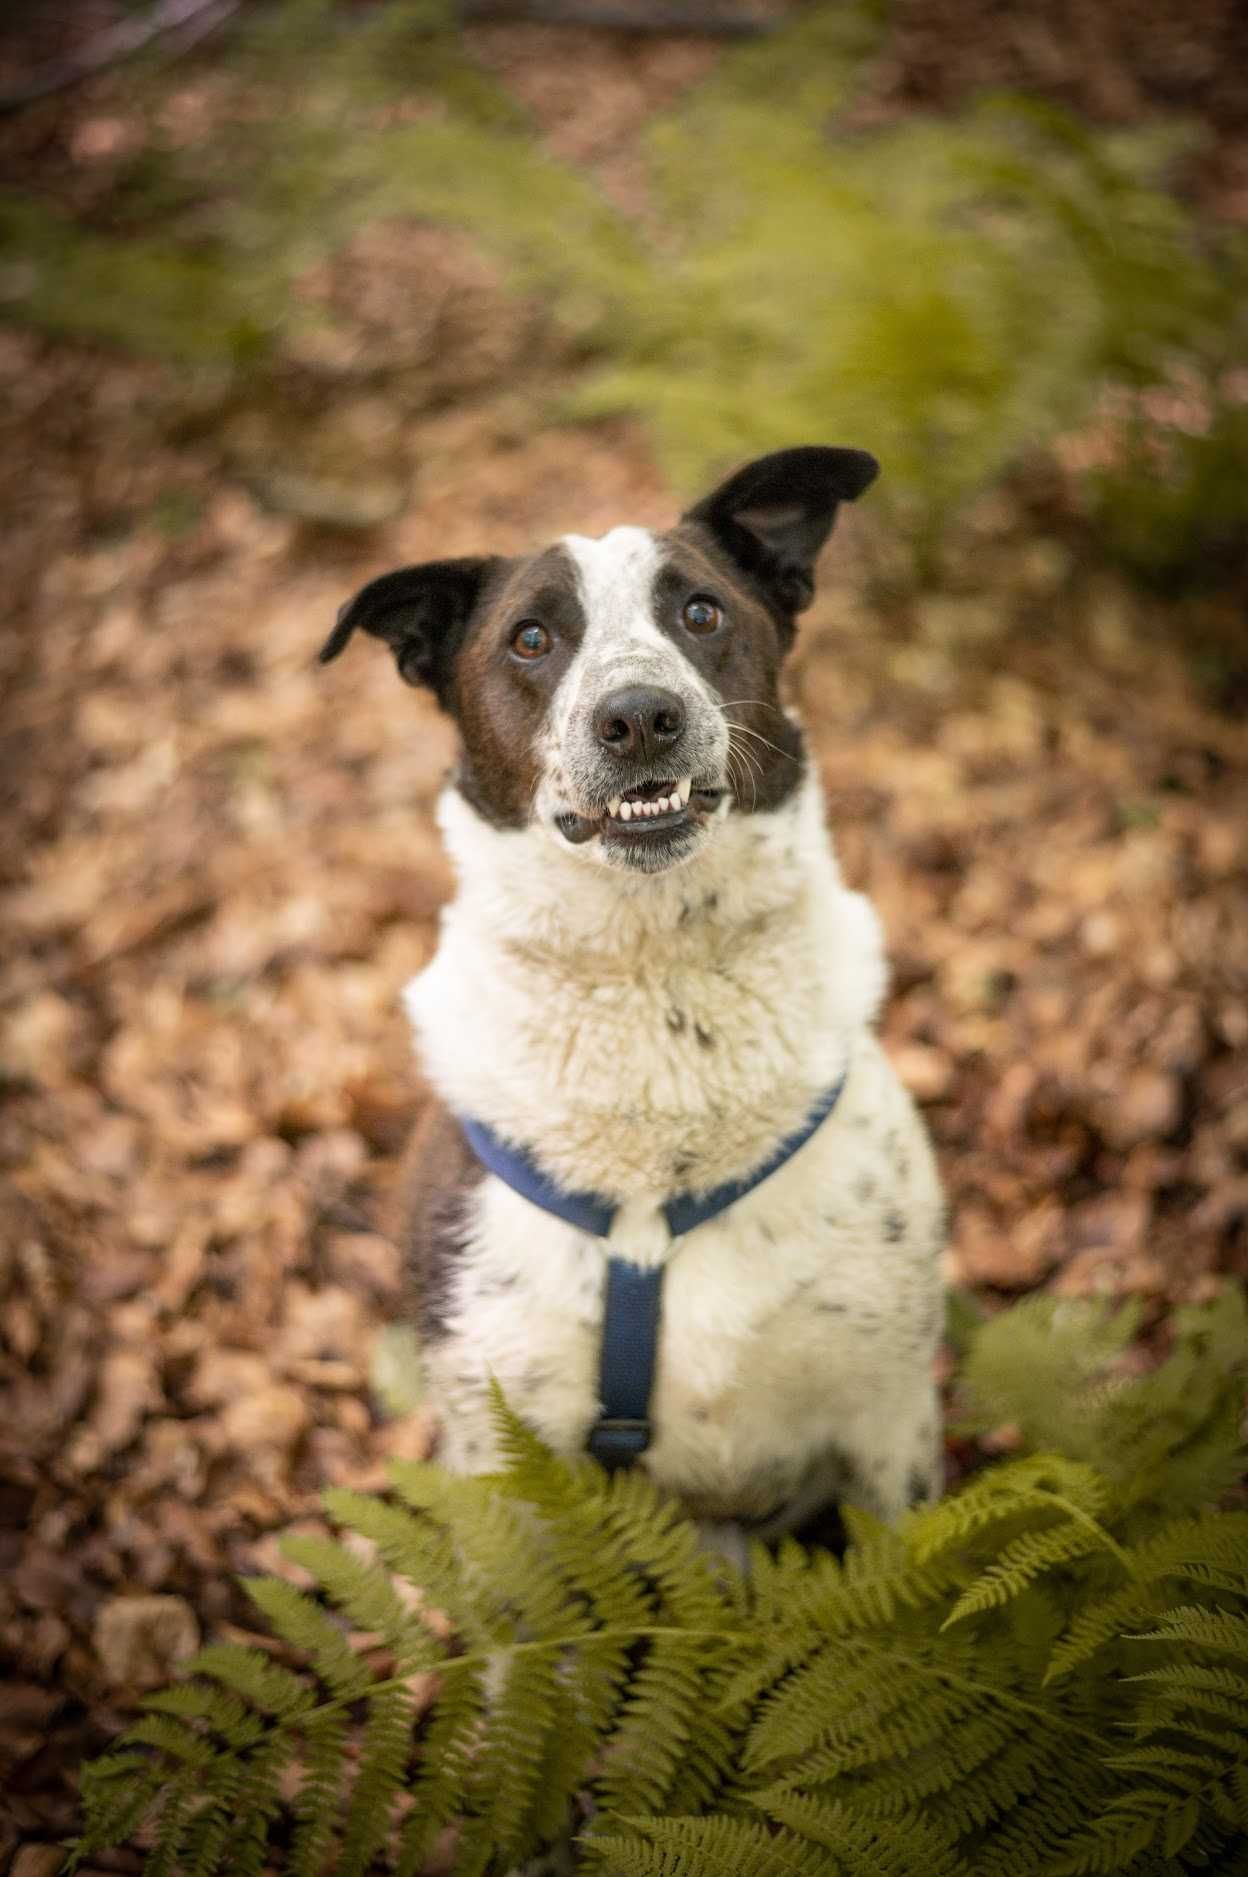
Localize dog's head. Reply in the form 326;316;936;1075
320;446;877;873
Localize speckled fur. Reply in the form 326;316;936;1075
406;763;945;1532
328;471;948;1540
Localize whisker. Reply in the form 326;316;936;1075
721;718;798;764
717;698;786;717
727;732;760;811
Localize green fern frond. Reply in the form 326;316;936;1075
118;1713;218;1767
941;1520;1112;1627
469;1645;562;1861
242;1576;373;1701
1132;1604;1248;1659
744;1645;913;1773
336;1682;419;1877
911;1453;1111;1563
596;1633;718;1817
596;1466;732;1631
1103;1743;1236;1788
288;1711;349;1877
759;1789;972;1876
392;1662;488;1877
185;1642;315;1718
68;1287;1248;1877
213;1733;290;1877
280;1531;438;1670
587;1814;831;1877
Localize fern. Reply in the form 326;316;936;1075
70;1289;1248;1876
8;0;1247;577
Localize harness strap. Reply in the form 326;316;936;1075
457;1068;848;1472
586;1258;665;1470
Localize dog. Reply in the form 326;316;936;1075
321;446;945;1552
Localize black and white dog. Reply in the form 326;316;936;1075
322;447;945;1549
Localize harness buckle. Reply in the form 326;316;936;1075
587;1416;652;1470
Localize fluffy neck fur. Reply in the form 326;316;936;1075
405;765;886;1209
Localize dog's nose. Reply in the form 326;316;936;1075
594;686;686;763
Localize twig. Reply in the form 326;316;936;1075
0;0;241;115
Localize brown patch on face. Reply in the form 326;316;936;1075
654;524;805;814
449;546;586;829
391;1097;487;1340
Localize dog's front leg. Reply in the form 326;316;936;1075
843;1376;944;1523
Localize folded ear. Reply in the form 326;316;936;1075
683;446;879;617
318;557;501;707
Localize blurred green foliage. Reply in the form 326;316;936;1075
3;0;1245;580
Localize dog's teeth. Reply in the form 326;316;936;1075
608;798;622;818
677;778;692;807
619;800;633;821
657;796;671;814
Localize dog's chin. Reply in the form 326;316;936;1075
551;789;726;874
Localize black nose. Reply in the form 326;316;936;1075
594;685;686;763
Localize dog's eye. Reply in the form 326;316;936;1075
510;620;551;660
682;595;723;635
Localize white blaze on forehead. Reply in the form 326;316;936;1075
560;526;670;667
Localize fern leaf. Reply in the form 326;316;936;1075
178;1760;249;1877
288;1710;349;1877
587;1814;831;1877
68;1753;165;1870
528;1640;624;1844
472;1643;562;1861
336;1682;417;1877
384;1463;595;1642
184;1642;315;1718
942;1520;1107;1627
597;1466;733;1631
744;1644;912;1773
393;1660;489;1877
242;1575;374;1700
911;1453;1110;1564
118;1714;216;1768
281;1530;438;1670
141;1682;263;1748
215;1733;290;1877
596;1633;712;1817
1104;1743;1234;1788
319;1486;486;1646
1133;1604;1248;1659
1163;1793;1202;1857
760;1789;971;1876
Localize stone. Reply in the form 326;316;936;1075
93;1594;199;1690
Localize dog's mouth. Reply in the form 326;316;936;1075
554;777;726;850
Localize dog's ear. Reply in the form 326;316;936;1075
683;446;878;617
319;557;501;707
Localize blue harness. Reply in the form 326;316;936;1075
459;1073;846;1470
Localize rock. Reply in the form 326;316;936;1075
93;1595;199;1690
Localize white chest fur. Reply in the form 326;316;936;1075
405;772;945;1526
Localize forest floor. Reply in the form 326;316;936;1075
1;7;1247;1869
